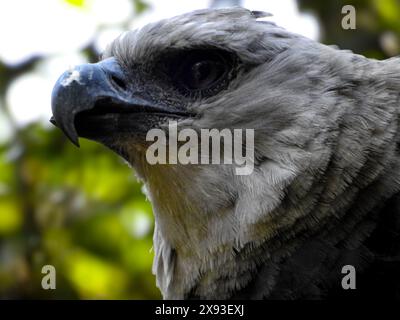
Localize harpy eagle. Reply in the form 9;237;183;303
51;8;400;299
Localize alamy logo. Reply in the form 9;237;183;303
341;5;356;30
341;265;356;290
145;121;255;175
41;265;56;290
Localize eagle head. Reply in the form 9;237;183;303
51;7;400;299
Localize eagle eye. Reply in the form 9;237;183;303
164;49;236;97
181;53;226;90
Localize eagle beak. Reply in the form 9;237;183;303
51;57;129;147
51;57;188;147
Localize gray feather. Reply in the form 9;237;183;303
101;8;400;299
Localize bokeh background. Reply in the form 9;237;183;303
0;0;399;299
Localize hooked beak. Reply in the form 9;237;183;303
51;57;188;147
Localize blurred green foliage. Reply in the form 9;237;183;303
0;0;399;299
0;0;159;299
0;124;160;299
298;0;400;58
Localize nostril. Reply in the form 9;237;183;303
111;74;127;91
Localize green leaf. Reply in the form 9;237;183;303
0;197;23;235
64;249;130;299
64;0;86;8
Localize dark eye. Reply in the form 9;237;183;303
181;56;226;90
165;49;235;97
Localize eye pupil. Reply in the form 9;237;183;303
191;61;213;87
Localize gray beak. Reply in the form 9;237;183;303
51;57;188;147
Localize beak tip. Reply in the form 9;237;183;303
50;116;80;147
52;116;80;148
64;131;80;148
